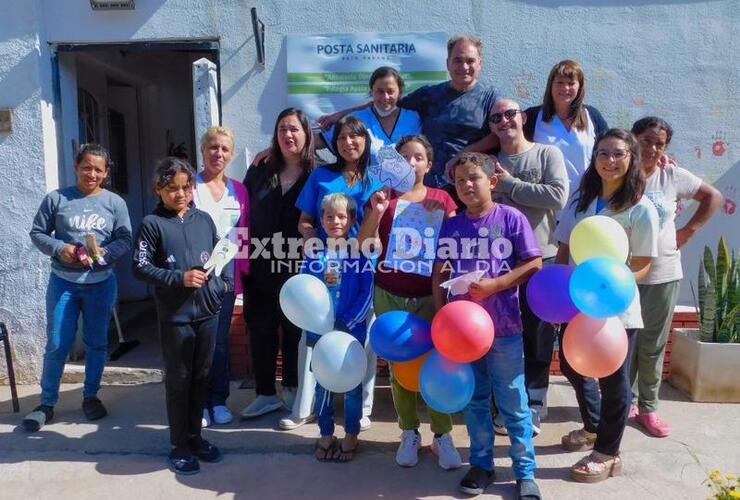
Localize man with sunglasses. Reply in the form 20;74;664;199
488;98;568;437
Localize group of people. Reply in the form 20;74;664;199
24;34;722;499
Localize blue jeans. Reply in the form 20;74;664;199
315;382;362;436
464;335;536;480
208;290;235;407
41;273;117;406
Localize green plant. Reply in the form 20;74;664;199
696;237;739;343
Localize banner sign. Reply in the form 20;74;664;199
287;31;448;119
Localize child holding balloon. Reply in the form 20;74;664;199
553;128;659;483
432;152;543;499
133;158;232;475
303;193;374;462
360;135;462;470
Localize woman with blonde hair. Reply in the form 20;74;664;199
193;126;250;427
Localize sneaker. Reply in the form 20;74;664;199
396;430;421;467
189;437;224;463
22;405;53;432
82;397;108;421
360;416;372;431
202;408;211;428
212;405;233;425
168;448;199;475
459;466;495;496
278;414;316;430
282;387;297;411
628;404;639;419
431;433;463;470
531;412;541;437
493;412;508;436
635;412;671;437
241;395;283;419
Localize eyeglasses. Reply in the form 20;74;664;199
488;109;522;124
595;149;630;161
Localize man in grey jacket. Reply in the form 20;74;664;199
489;98;569;435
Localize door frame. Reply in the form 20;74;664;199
49;39;221;180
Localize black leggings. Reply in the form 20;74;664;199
244;287;302;396
160;316;218;448
559;327;637;456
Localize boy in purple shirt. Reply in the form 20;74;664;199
432;153;542;499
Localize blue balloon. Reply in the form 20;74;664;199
370;311;433;362
419;351;475;414
569;257;637;318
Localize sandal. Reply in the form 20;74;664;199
561;428;597;452
333;438;358;462
315;436;338;462
571;451;623;483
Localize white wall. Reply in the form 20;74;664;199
1;0;737;380
0;0;54;381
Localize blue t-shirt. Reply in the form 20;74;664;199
295;165;384;240
400;81;498;184
322;107;422;166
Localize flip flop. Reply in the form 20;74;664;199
315;436;338;462
333;439;358;462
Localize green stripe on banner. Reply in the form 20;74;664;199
287;71;447;83
288;81;434;95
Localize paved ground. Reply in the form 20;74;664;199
1;376;738;499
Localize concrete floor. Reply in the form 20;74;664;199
0;376;738;499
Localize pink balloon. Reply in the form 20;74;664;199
562;314;628;378
431;301;495;363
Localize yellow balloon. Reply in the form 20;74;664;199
569;215;629;264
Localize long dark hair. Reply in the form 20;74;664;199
542;60;588;131
265;107;315;185
575;128;644;214
328;115;372;185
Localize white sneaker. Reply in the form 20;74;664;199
431;433;463;470
278;414;316;430
201;408;211;428
212;405;233;425
282;387;297;411
395;430;421;467
360;416;372;431
241;395;283;419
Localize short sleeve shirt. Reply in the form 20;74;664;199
401;81;498;179
642;165;702;284
436;204;542;337
554;195;660;328
295;165;384;240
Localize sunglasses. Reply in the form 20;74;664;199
488;109;522;124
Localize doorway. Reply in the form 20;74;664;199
52;40;220;368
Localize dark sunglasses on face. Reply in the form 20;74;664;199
488;109;522;124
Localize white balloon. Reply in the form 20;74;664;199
279;274;335;334
311;331;367;393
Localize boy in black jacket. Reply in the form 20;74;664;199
133;157;233;475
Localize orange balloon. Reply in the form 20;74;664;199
562;314;628;378
431;301;495;363
392;353;430;393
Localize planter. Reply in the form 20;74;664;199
669;328;740;402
